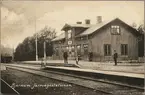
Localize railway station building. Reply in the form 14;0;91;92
52;17;144;62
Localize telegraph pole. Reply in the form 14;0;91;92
35;16;38;61
44;41;46;65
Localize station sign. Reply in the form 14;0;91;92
68;41;72;45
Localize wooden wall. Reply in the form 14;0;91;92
52;20;139;62
90;21;138;61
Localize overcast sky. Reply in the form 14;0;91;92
1;1;144;48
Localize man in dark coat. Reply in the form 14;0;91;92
76;54;81;65
63;51;68;64
89;52;93;61
113;50;118;66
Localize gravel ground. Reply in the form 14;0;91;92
1;68;108;95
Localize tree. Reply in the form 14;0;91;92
14;26;56;61
138;24;145;34
137;23;144;57
37;26;56;57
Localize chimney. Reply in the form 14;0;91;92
97;16;102;23
76;21;82;24
85;19;91;24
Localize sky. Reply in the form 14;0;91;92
1;1;144;48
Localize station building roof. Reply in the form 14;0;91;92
52;18;140;42
52;33;65;42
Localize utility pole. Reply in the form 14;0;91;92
44;41;46;65
35;16;38;61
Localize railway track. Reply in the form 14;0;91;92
1;78;20;95
42;67;144;89
5;64;144;95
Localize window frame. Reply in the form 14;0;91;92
110;25;121;35
121;44;128;56
104;44;111;56
55;47;59;56
77;45;81;55
83;44;88;55
68;30;72;39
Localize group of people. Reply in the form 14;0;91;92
63;50;118;66
63;51;80;65
40;49;118;67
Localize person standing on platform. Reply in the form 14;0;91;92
113;50;118;66
76;54;80;65
63;51;68;64
89;52;93;61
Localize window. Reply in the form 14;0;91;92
71;46;75;56
68;46;71;52
72;46;75;52
104;44;111;56
121;44;128;55
55;47;59;56
68;30;72;39
77;45;81;55
66;46;69;51
83;44;88;55
111;25;120;35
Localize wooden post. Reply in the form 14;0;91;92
44;41;46;65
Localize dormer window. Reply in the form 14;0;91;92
111;25;120;35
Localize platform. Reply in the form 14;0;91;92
18;60;144;74
45;65;144;86
45;66;144;79
4;63;144;86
